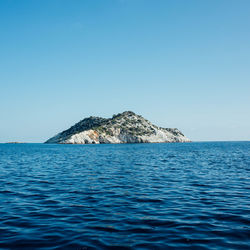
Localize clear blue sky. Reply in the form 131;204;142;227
0;0;249;142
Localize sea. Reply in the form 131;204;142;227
0;142;249;249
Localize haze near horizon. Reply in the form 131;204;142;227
0;0;249;142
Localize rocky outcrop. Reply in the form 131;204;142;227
45;111;191;144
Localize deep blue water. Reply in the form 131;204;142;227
0;142;249;249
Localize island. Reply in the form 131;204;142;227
45;111;191;144
5;142;26;144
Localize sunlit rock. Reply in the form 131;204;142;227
45;111;191;144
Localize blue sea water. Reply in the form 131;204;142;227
0;142;249;249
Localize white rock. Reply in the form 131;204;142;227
45;111;191;144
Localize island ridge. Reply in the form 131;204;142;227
45;111;190;144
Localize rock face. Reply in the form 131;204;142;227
45;111;191;144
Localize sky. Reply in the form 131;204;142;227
0;0;249;142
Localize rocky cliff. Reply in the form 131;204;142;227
45;111;191;144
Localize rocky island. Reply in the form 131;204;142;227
45;111;190;144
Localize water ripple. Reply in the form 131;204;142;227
0;142;249;249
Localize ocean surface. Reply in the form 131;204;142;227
0;142;249;249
